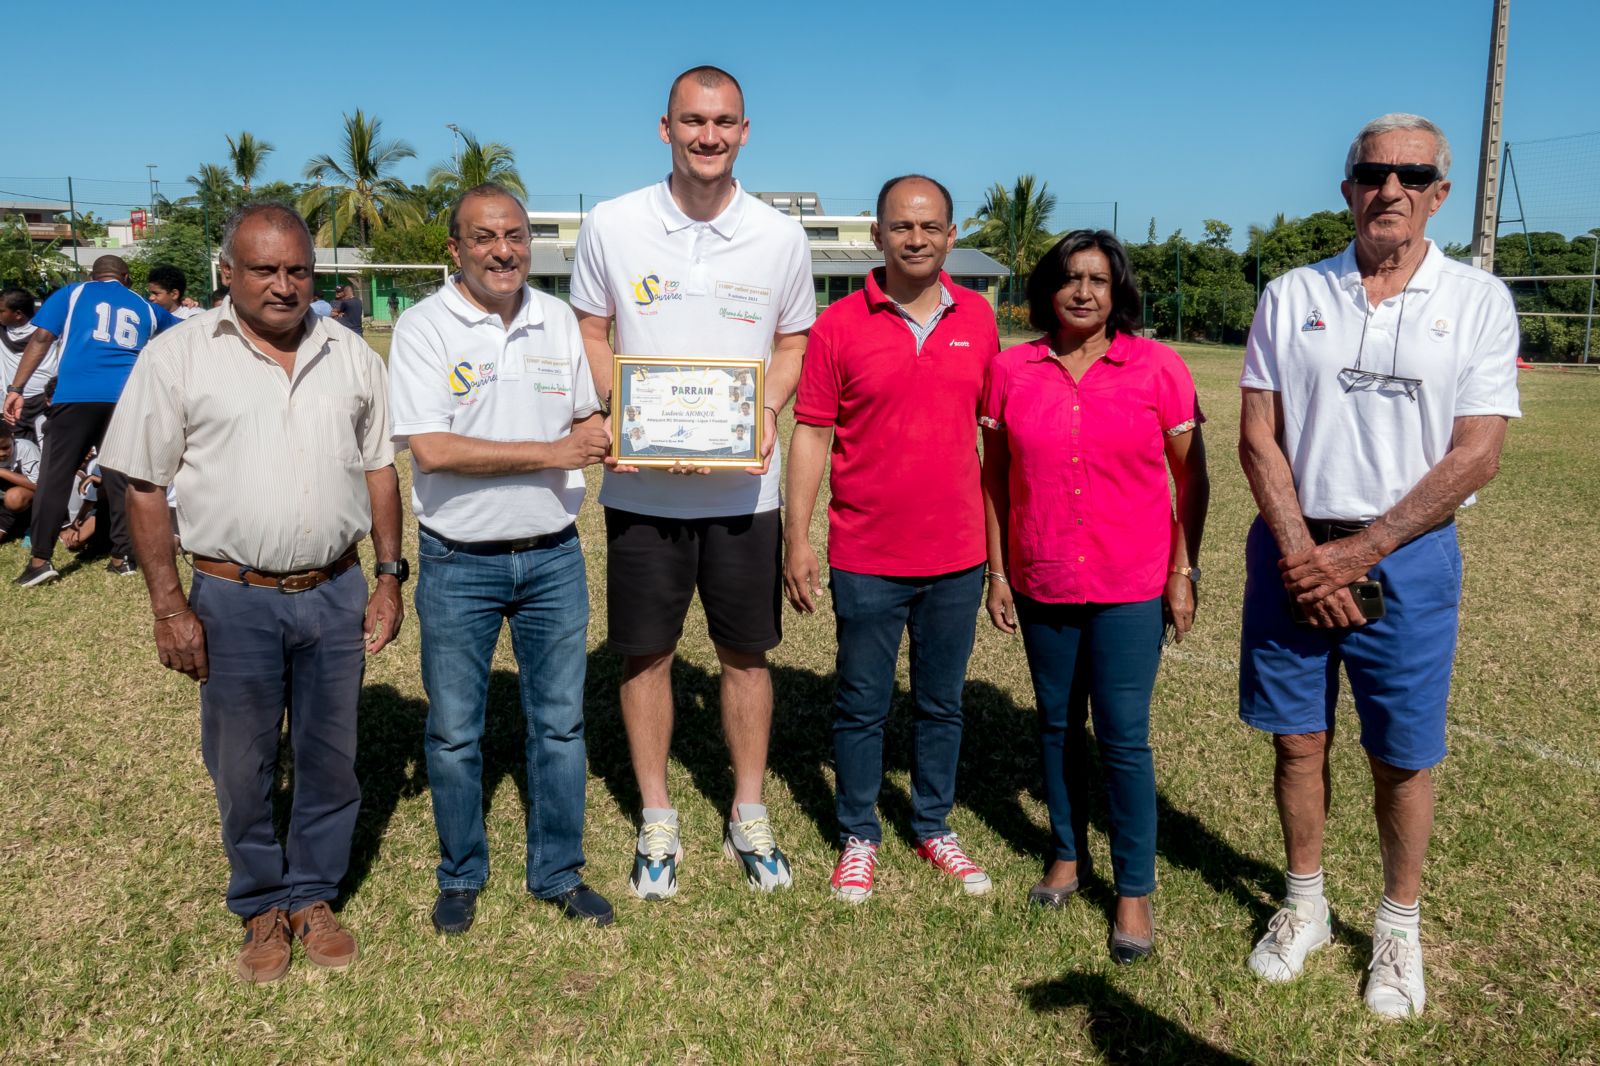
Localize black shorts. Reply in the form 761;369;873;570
604;507;782;656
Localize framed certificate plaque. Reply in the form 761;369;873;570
611;356;764;468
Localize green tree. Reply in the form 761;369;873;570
426;130;526;199
226;131;276;193
366;221;451;269
0;215;78;292
130;221;214;303
1202;219;1233;249
961;175;1058;302
184;163;238;218
60;210;107;240
299;109;421;247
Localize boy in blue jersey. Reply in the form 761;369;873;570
4;255;181;586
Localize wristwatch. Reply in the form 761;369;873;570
5;384;21;395
375;558;410;583
1170;565;1201;583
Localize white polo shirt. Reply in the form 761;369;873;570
389;276;602;541
1241;240;1521;521
570;177;815;519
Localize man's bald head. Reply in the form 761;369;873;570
667;65;744;118
90;255;129;281
219;202;313;267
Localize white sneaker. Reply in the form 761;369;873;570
1247;897;1331;982
1365;919;1426;1018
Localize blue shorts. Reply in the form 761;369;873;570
1238;515;1462;770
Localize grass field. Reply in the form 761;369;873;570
2;339;1597;1064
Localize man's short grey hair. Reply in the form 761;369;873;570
218;202;313;265
1344;113;1452;179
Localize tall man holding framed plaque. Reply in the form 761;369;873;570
784;175;1000;903
571;65;816;900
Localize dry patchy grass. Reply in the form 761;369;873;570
0;342;1596;1064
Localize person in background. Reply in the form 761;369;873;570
146;265;204;321
0;288;55;445
4;255;182;585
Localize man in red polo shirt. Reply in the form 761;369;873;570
785;174;1000;903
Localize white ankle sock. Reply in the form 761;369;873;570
1376;895;1420;933
1286;868;1325;908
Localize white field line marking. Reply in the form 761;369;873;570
1160;648;1600;775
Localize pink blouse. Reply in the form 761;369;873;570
981;334;1203;604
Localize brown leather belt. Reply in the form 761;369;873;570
191;545;361;593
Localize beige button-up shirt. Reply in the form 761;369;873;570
100;301;394;571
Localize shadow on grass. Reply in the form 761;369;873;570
583;649;840;838
343;670;540;903
1020;971;1249;1065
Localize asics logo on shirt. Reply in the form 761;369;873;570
948;340;971;347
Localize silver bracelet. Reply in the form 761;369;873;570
986;570;1008;584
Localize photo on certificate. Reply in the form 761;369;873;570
612;356;765;467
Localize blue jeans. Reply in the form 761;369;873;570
191;565;367;918
1015;594;1162;897
416;525;590;898
830;565;983;844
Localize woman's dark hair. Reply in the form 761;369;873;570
1026;229;1142;337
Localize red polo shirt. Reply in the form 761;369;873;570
794;269;999;576
980;334;1203;603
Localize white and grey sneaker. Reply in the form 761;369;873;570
1247;897;1332;983
629;807;682;901
1365;919;1426;1018
723;803;792;891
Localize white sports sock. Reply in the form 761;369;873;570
1376;894;1421;933
1286;868;1325;908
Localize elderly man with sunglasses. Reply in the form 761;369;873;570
1235;113;1520;1018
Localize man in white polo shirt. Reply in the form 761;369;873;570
1237;113;1520;1018
389;184;613;934
571;65;814;899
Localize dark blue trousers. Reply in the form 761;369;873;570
190;566;367;918
1015;594;1162;897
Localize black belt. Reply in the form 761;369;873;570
1303;515;1454;546
418;522;577;555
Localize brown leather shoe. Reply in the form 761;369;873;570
289;901;359;969
236;908;292;983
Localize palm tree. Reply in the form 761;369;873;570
962;175;1058;303
299;109;420;246
225;132;276;194
184;163;236;214
426;130;527;199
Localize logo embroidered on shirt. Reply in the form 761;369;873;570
1301;310;1326;332
948;340;971;347
718;307;762;325
1428;317;1452;339
632;274;683;308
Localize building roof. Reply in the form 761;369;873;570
809;248;1010;277
0;198;67;214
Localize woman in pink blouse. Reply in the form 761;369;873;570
981;230;1209;964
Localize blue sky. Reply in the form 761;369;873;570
9;0;1599;247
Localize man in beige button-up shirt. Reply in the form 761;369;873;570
100;203;405;984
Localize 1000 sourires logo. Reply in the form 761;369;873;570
633;273;683;316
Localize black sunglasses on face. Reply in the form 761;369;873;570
1349;162;1441;188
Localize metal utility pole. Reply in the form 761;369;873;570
1174;243;1183;342
146;163;159;227
1471;0;1510;270
1578;233;1598;364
